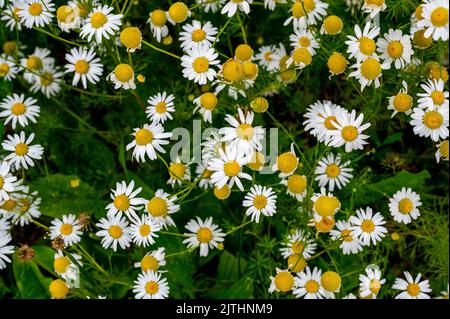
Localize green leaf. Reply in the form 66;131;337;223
12;255;52;299
217;250;247;282
127;171;153;196
381;132;403;146
32;245;56;273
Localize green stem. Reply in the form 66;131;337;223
142;40;181;59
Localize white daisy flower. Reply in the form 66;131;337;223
0;54;19;81
7;186;41;226
133;270;170;299
95;212;132;252
254;45;279;72
284;0;329;30
410;105;449;142
359;265;386;299
2;131;44;170
167;157;191;187
0;93;40;129
289;29;320;55
196;0;225;13
144;189;180;229
268;268;296;293
221;0;253;17
346;22;380;61
181;44;220;85
195;163;213;189
377;29;413;69
179;20;218;51
435;140;449;162
80;4;123;43
30;66;63;98
208;145;252;191
107;63;136;90
293;266;327;299
314;153;353;191
388;80;414;117
126;122;172;162
105;180;145;220
53;250;83;281
220;108;264;157
349;56;389;91
330;220;364;255
311;187;341;220
280;174;307;201
286;46;313;69
146;92;175;124
417;79;449;110
280;229;317;259
242;185;277;223
193;92;218;123
64;47;103;89
20;47;55;83
134;247;166;272
56;3;82;32
392;272;432;299
327;109;371;153
0;234;14;270
183;216;225;257
130;214;161;247
0;161;20;201
17;0;55;29
50;214;83;247
272;143;299;177
264;0;287;11
350;207;387;246
362;0;387;19
147;9;169;43
388;187;422;224
68;0;99;20
1;2;24;31
416;0;449;41
0;217;10;234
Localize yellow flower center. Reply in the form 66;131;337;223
168;2;189;24
323;15;343;35
431;90;445;105
150;9;167;27
147;197;168;217
423;111;443;129
292;0;315;18
387;41;404;59
274;271;295;292
298;36;311;47
327;53;347;75
277;152;297;174
193;57;210;73
222;59;244;82
287;174;307;194
325;163;340;178
155;101;167;114
415;5;424;20
11;103;26;115
439;140;449;159
250;97;269;113
120;27;142;49
369;279;382;294
0;63;9;76
15;143;28;156
315;217;335;232
292;47;312;66
49;279;69;299
236;123;254;140
141;255;159;272
0;177;3;189
366;0;384;6
40;72;54;87
54;256;71;274
393;93;413;112
59;223;73;235
314;196;340;217
1;199;17;211
413;29;432;49
430;7;449;27
28;3;42;16
75;60;90;74
235;44;253;62
145;281;159;295
359;37;376;56
3;41;17;55
223;160;241;177
90;12;107;28
407;283;421;297
264;51;273;61
321;271;341;292
108;225;123;239
192;29;206;42
361;220;375;233
139;224;151;237
242;61;258;80
287;254;307;273
114;194;130;211
305;280;319;293
56;5;76;23
214;185;231;200
78;5;88;17
341;125;358;142
135;128;154;145
114;63;134;82
200;92;217;110
398;198;413;214
169;163;186;180
253;195;267;209
360;58;381;80
428;63;449;82
341;229;353;242
197;227;213;243
322;115;338;130
291;241;304;254
26;56;43;70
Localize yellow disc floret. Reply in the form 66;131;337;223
114;63;134;82
274;271;295;292
323;15;343;35
327;52;348;75
321;271;341;292
168;2;189;24
49;279;69;299
120;27;142;50
235;44;254;62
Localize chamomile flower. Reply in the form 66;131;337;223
0;93;40;129
321;15;344;35
107;63;136;90
181;44;220;85
0;217;10;233
193;92;218;123
119;27;142;52
0;234;13;270
221;0;253;17
56;4;82;32
350;207;387;246
134;247;166;272
183;216;225;257
196;0;225;13
179;20;218;51
146;92;175;124
95;212;132;252
167;158;191;187
220;108;264;156
435;140;449;162
20;48;55;83
410;105;449;142
0;54;18;81
30;66;63;98
416;0;449;41
105;180;145;220
417;79;449;110
208;145;252;191
388;81;414;117
293;266;327;299
289;29;320;55
320;271;341;298
144;189;180;229
133;270;169;299
7;187;41;226
130;214;161;247
388;187;422;224
349;56;389;91
264;0;287;10
272;143;299;177
147;9;169;43
17;0;55;29
280;174;307;201
268;268;296;293
280;229;317;259
377;29;413;69
392;272;432;299
64;47;103;89
362;0;387;19
346;23;380;61
311;188;341;219
327;109;371;153
327;52;348;77
314;153;353;191
2;131;44;170
242;185;277;223
286;47;313;69
0;2;23;31
284;0;329;30
359;265;386;299
49;214;83;247
80;5;123;43
330;220;364;255
53;250;83;281
126;122;173;162
254;45;279;72
68;0;99;20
